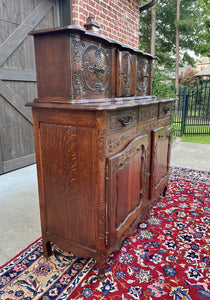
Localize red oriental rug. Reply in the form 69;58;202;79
0;166;210;299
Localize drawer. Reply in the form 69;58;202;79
108;108;138;131
139;104;158;123
159;102;172;118
158;116;171;127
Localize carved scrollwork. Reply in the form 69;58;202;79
72;35;85;65
73;71;83;95
137;124;151;136
116;139;146;169
107;128;137;154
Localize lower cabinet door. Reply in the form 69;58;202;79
150;126;172;200
106;134;149;247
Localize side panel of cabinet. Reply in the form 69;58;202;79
38;123;97;249
150;126;172;201
107;134;149;247
34;33;72;100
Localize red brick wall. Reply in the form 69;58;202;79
72;0;140;49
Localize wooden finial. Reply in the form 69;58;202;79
84;16;100;34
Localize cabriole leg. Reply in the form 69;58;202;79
97;255;106;281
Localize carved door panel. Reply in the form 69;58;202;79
136;56;152;96
150;126;172;200
71;37;111;100
107;134;149;247
116;51;136;97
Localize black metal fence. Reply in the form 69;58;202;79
173;82;210;136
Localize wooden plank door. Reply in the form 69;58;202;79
0;0;58;174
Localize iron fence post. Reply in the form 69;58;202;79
181;86;188;136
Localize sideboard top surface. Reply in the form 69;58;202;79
27;96;174;111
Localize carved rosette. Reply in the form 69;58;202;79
136;57;149;95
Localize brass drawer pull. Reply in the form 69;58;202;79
119;116;132;126
164;107;170;114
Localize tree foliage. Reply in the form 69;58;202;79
179;67;198;86
194;0;210;56
139;0;208;69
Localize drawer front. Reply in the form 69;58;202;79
159;102;172;118
71;34;111;100
136;55;152;96
158;116;171;128
116;50;136;97
139;104;158;123
108;108;138;131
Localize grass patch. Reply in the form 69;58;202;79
180;135;210;144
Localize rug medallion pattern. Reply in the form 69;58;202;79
0;167;209;299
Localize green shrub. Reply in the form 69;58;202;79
152;66;175;99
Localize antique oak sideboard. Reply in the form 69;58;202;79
27;25;174;280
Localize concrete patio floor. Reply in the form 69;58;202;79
170;141;210;171
0;141;210;266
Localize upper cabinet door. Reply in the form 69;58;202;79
136;56;152;96
116;50;136;97
150;126;172;200
71;36;112;100
107;134;149;247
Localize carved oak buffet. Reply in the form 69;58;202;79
27;25;173;280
